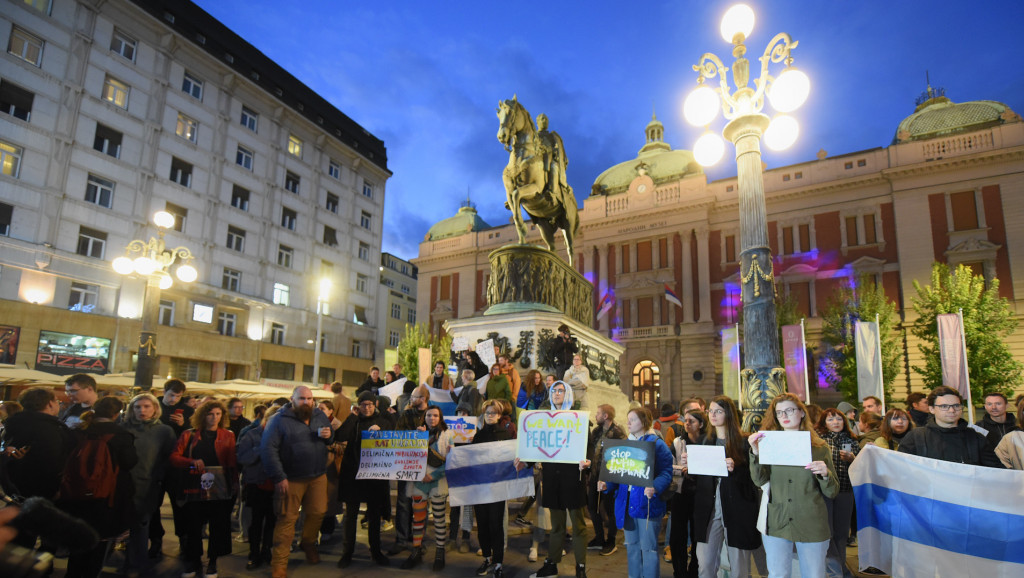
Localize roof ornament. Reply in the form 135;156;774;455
915;70;946;107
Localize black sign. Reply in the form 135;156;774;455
598;439;656;487
36;330;110;375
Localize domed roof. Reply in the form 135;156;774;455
894;90;1020;144
426;204;491;241
592;113;702;196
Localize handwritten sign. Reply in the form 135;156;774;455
599;440;655;487
516;410;589;463
444;416;477;444
758;431;812;466
356;430;428;481
477;339;496;370
686;444;729;477
451;336;469;353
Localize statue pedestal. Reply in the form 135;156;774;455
485;245;593;326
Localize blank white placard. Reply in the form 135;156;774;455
686;444;729;476
758;431;812;466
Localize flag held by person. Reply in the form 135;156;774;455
446;439;534;506
850;445;1024;578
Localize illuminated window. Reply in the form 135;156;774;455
1;141;24;177
273;283;290;306
631;360;661;410
287;135;302;157
175;113;198;142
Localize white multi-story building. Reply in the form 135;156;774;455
375;252;418;370
0;0;391;387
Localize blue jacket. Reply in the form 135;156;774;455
516;385;547;410
259;404;332;483
236;423;269;485
605;433;674;526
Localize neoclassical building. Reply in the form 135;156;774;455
414;92;1024;409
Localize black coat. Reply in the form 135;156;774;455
1;410;75;500
551;335;578;368
336;410;393;502
691;437;762;550
898;417;1003;468
975;413;1020;448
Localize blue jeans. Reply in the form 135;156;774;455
623;514;661;578
762;533;828;578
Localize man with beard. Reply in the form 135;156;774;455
260;386;333;578
336;391;394;568
387;386;430;557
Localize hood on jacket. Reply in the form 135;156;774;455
658;413;680;423
547;380;575;410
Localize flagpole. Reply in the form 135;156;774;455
958;308;974;423
876;313;885;415
800;318;810;404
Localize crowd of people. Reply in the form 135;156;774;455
0;359;1020;578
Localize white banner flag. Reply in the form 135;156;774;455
855;320;883;405
722;326;741;407
937;313;970;400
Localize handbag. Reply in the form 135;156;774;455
181;465;230;502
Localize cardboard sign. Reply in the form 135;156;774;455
418;347;432;387
356;430;428;481
599;440;655;487
444;416;477;444
516;410;589;463
758;431;812;466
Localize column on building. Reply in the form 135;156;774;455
696;226;711;322
681;229;694;323
598;244;609;332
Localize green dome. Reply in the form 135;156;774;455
592;113;702;196
426;205;491;241
894;95;1019;144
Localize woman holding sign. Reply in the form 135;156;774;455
473;399;516;577
598;407;674;578
402;405;455;571
748;393;838;578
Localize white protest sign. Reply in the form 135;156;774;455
356;430;428;481
475;374;489;394
477;339;496;369
377;378;405;403
451;336;469;352
516;410;589;463
686;444;729;477
758;431;812;466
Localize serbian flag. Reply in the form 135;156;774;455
596;292;614;320
850;445;1024;577
664;284;682;308
446;439;534;506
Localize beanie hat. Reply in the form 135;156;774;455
660;403;676;418
357;391;376;405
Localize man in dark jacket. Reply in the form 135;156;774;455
336;391;394;568
260;386;333;577
898;386;1003;468
387;386;430;557
60;373;99;428
906;392;930;428
586;404;625;555
976;392;1020;448
357;367;385;396
551;324;578;380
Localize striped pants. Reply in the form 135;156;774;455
411;495;448;548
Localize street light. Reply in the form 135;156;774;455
683;4;809;431
311;277;331;387
112;211;197;390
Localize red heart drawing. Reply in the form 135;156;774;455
522;411;579;459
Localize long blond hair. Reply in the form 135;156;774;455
761;393;827;448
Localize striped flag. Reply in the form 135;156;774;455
596;292;614;320
664;284;682;308
850;445;1024;577
855;320;884;406
446;439;534;506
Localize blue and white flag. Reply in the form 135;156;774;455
850;445;1024;578
446;439;534;507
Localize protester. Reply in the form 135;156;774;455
805;404;824;429
0;400;22;439
749;393;838;577
236;406;280;570
403;405;454;570
497;354;522;403
329;381;352;424
454;368;484;415
562;353;590;410
815;408;860;578
898;386;1002;467
449;402;478;553
318;400;344;543
586;404;625;556
170;399;237;578
668;408;706;577
655;404;683;447
905;392;930;428
874;408;914;451
457;349;488;387
976;392;1020;447
431;360;454;390
122;393;175;576
861;396;882;416
597;407;673;578
475;399;516;577
551;324;578;380
517;369;548;411
994;402;1024;469
485;363;513;404
393;363;407;381
390;386;431;558
836;401;859;437
227;397;250;439
857;411;882;446
357;367;385;396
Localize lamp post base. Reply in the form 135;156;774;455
740;365;787;432
134;330;157;390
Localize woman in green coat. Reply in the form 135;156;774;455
485;364;512;405
749;393;839;578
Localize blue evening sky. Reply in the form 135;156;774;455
193;1;1024;261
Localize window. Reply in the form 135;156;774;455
356;274;367;293
102;76;129;108
182;72;203;100
401;284;410;295
287;135;302;157
1;141;23;177
76;226;106;258
240;106;258;132
360;210;371;230
159;300;175;326
845;216;858;246
844;161;853;170
217;312;236;337
326;192;339;213
407;308;416;324
93;124;122;158
320;260;334;277
277;244;293;268
270;323;285;345
724;234;736;263
235;145;253;170
110;29;136;61
164;202;187;232
8;27;43;67
782;174;790;182
843;213;880;247
362;182;373;198
726;185;734;192
169;157;192;187
68;282;98;312
0;80;33;121
222;268;241;292
230;185;249;211
391;303;401;319
273;282;290;306
353;306;367;325
175;113;197;142
863;214;877;244
284;171;300;194
24;0;51;14
781;224;811;255
389;330;400;348
328;159;340;179
351;340;362;358
281;207;296;230
84;174;114;208
358;242;369;261
0;201;13;236
383;278;394;288
795;171;803;179
857;159;867;167
950;191;979;231
226;226;246;252
323;226;338;246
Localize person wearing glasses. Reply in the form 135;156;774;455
61;373;99;429
473;399;517;578
897;386;1003;467
748;393;838;578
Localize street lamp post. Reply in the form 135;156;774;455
311;278;331;387
683;4;809;431
112;211;198;390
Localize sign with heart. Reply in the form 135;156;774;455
516;409;589;463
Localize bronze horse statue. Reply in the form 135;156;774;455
496;96;579;266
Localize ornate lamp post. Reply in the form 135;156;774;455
112;211;198;390
683;4;810;430
311;278;331;386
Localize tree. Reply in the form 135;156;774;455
395;322;453;385
911;263;1022;401
819;275;902;404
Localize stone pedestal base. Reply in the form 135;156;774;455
485;244;593;327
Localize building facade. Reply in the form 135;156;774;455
0;0;390;387
415;96;1024;409
375;252;418;369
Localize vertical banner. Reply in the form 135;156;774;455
417;347;432;386
937;312;973;422
855;320;883;406
781;324;807;402
722;326;741;407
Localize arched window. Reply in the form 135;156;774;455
632;360;661;412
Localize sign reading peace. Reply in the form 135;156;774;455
516;410;589;463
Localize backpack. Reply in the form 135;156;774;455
60;432;119;506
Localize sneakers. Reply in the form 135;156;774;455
476;558;494;576
381;519;395;532
245;559;262;570
494;565;505;578
586;537;604;550
528;546;538;562
663;545;672;562
205;560;217;578
530;560;559;578
576;563;587;578
514;514;532;526
600;543;618;556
